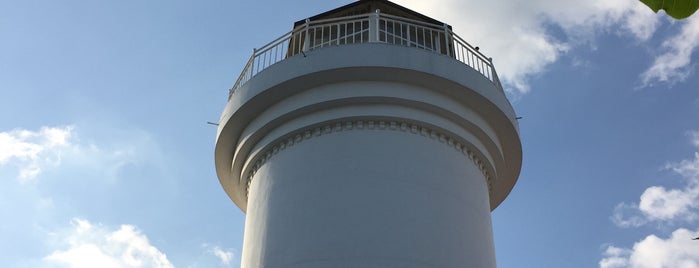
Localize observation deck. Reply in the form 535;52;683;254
229;5;502;99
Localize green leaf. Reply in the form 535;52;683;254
640;0;699;19
640;0;663;12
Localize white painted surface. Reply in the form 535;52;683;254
243;129;495;267
215;44;521;211
214;43;521;268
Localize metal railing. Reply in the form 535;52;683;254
230;10;501;98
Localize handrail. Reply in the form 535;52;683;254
379;13;445;29
301;13;373;27
229;12;502;99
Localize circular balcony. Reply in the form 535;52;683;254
229;11;504;99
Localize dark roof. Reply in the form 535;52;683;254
293;0;448;28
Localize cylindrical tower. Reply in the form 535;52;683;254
214;1;522;267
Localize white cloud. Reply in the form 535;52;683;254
641;15;699;86
600;246;631;268
690;131;699;148
0;125;163;186
395;0;661;93
612;203;647;228
44;218;174;268
599;228;699;268
0;126;74;182
638;185;699;221
208;246;235;267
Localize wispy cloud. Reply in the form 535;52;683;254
611;203;648;228
0;126;74;182
208;245;235;267
599;228;699;268
396;0;661;93
599;246;632;268
689;130;699;148
44;218;174;268
0;125;164;186
641;15;699;87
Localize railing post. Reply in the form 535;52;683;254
369;9;380;43
251;48;257;75
443;24;452;57
303;19;310;51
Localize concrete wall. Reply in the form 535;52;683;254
242;126;495;267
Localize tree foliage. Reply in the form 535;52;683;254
640;0;699;19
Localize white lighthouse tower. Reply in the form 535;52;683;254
214;1;522;267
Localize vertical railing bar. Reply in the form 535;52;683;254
458;44;462;62
382;19;386;42
267;49;272;67
386;19;390;43
391;20;396;44
476;52;481;72
472;47;476;68
352;22;356;43
471;48;476;68
467;46;472;67
253;54;258;75
343;23;347;44
281;41;286;60
303;19;310;52
311;28;315;48
405;23;410;46
393;20;397;44
478;57;483;73
396;20;400;44
466;46;470;65
401;23;406;46
251;48;256;78
427;29;431;50
253;56;257;74
444;24;451;57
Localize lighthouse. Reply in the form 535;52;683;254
214;0;522;267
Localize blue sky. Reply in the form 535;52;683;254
1;0;698;267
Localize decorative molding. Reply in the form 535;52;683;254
243;119;494;198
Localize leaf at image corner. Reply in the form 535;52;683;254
640;0;699;19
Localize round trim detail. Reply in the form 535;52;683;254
243;119;494;198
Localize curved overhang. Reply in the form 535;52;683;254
215;43;522;212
